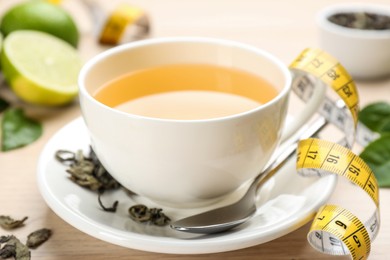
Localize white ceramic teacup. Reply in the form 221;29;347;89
78;37;324;208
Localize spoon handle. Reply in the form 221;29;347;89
254;116;328;192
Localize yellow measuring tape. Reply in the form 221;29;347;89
46;0;62;4
290;48;380;260
99;4;148;45
48;0;149;45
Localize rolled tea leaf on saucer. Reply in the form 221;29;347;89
128;205;171;226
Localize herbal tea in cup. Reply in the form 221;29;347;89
93;64;278;120
78;37;325;208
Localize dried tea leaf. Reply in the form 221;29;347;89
1;108;42;151
0;235;30;260
55;150;76;164
129;204;152;223
89;148;120;190
149;208;171;226
65;150;101;190
97;190;118;212
26;228;52;249
13;240;30;260
0;244;15;258
67;166;101;191
128;205;170;226
0;216;28;230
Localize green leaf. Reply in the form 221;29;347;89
380;118;390;133
1;108;42;151
359;101;390;134
360;134;390;187
0;97;10;113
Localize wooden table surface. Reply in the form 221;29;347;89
1;0;390;259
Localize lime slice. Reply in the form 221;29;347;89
1;30;83;106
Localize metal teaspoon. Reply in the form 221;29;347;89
170;116;327;234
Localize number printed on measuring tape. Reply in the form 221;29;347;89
289;48;380;260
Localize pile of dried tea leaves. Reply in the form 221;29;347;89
329;12;390;30
55;148;121;191
55;148;171;226
0;236;30;260
0;215;52;260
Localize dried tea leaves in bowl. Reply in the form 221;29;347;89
329;12;390;30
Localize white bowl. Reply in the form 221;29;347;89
317;3;390;80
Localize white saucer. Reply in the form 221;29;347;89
37;117;337;254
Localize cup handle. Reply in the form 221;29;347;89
279;79;326;142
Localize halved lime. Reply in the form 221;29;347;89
0;0;79;47
1;30;83;106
